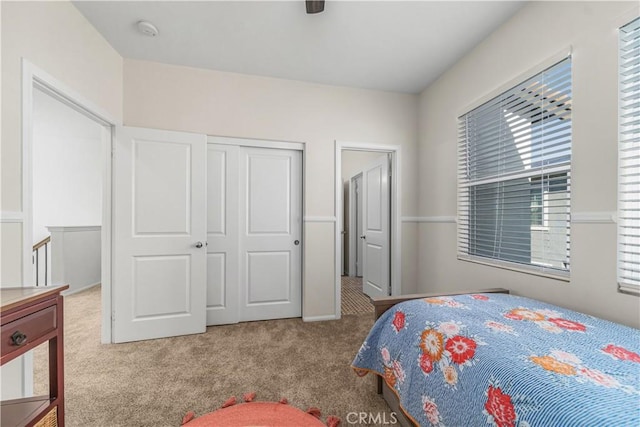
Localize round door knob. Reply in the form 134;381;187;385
194;241;203;248
294;240;300;245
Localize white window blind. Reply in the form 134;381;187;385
458;58;572;277
618;17;640;294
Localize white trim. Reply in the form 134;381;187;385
335;140;402;321
22;353;34;397
301;145;307;321
304;216;336;223
24;61;116;126
0;211;24;223
62;281;101;297
458;47;573;117
459;255;571;282
571;212;616;224
101;125;113;342
303;314;338;322
22;59;117;344
47;225;101;233
22;61;34;291
208;135;304;151
336;141;400;153
403;216;457;223
618;283;640;297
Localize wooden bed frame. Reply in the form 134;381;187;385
370;288;510;427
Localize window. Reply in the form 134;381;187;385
618;17;640;294
458;58;572;277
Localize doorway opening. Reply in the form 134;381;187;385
334;142;402;319
22;61;115;347
32;86;104;293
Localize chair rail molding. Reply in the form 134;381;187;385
571;212;616;224
46;225;102;232
1;211;24;223
304;216;337;222
402;216;457;223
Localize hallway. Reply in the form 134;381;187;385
341;276;373;315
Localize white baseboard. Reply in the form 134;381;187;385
303;314;338;322
62;281;101;296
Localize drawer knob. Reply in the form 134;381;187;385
10;331;28;346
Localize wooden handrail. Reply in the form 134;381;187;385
33;236;51;252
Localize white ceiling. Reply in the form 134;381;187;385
73;1;525;94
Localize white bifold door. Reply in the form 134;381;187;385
113;126;207;343
362;154;391;298
206;143;302;325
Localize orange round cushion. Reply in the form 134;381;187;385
185;402;327;427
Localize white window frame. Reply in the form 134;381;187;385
457;53;573;281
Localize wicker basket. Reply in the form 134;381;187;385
35;406;57;427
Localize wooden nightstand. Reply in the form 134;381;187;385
1;285;68;427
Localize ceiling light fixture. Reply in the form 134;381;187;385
306;1;324;14
137;20;159;37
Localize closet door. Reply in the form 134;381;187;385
239;147;302;321
206;144;239;325
207;143;303;324
113;126;207;343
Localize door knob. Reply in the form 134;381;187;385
294;240;300;245
11;331;28;346
194;241;204;248
360;235;366;240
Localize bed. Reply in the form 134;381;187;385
352;289;640;426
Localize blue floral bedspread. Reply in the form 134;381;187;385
352;293;640;426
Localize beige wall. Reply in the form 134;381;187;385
0;0;122;400
123;59;419;317
1;1;123;284
417;1;640;327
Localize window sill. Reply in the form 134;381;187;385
458;255;570;282
618;283;640;297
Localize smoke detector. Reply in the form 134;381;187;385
137;20;159;37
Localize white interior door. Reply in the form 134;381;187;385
113;126;207;343
239;147;302;321
206;144;239;325
362;154;390;298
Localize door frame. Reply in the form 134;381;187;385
22;60;118;344
334;141;402;319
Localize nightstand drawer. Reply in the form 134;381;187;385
1;306;57;357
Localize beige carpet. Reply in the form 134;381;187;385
35;286;389;426
341;276;374;315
